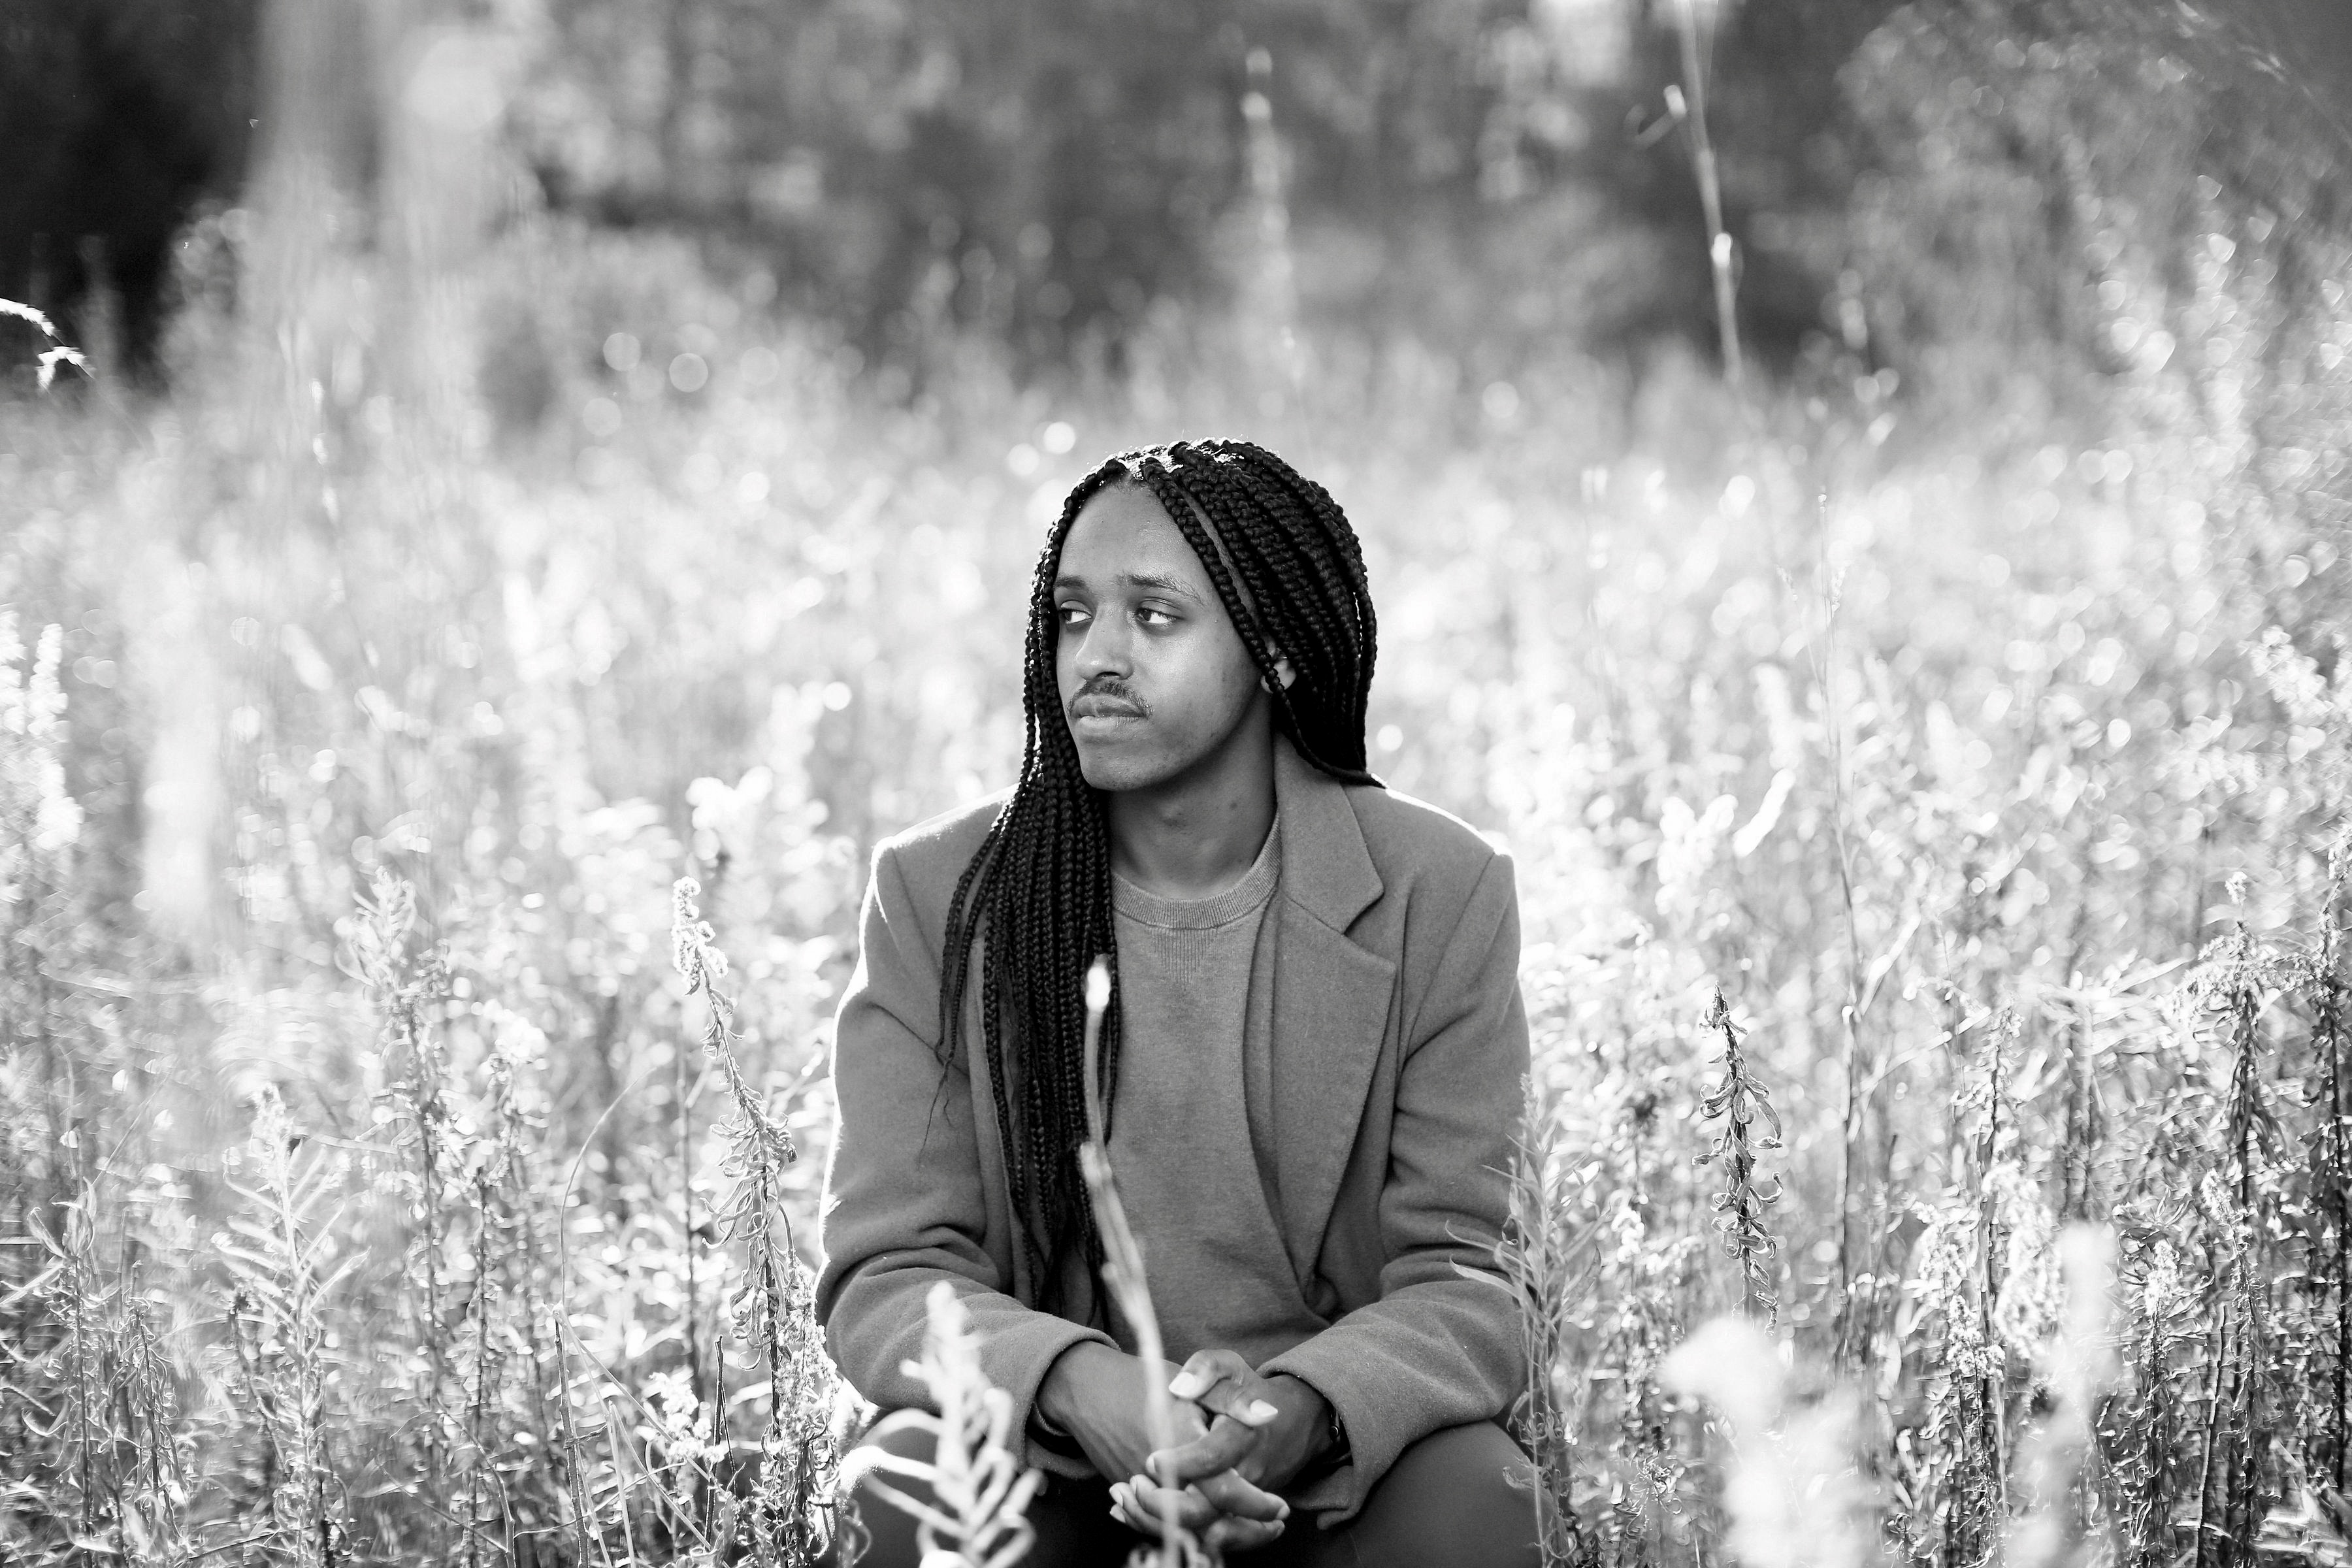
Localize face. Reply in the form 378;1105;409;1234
1051;483;1289;793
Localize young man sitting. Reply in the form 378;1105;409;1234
817;439;1541;1565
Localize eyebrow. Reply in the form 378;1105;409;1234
1053;570;1205;603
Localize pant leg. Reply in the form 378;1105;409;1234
1236;1421;1543;1568
822;1418;1149;1568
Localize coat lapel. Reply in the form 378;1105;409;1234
1265;739;1396;1282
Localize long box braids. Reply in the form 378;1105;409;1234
934;439;1379;1321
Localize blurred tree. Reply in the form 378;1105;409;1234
8;0;2351;391
1826;0;2352;417
515;0;1516;366
0;0;261;368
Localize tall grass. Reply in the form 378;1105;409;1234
5;9;2352;1564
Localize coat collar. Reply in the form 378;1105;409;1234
1269;734;1383;933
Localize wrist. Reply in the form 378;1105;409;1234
1036;1341;1122;1435
1267;1374;1339;1465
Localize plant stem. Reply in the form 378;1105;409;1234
1670;0;1743;389
1079;957;1190;1567
1806;507;1869;1362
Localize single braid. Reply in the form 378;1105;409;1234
934;439;1379;1318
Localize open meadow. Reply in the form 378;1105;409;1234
5;3;2352;1565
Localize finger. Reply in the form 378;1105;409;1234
1169;1400;1213;1443
1197;1380;1282;1429
1110;1480;1171;1534
1167;1348;1252;1404
1169;1351;1281;1429
1150;1415;1260;1483
1205;1514;1288;1554
1118;1476;1201;1529
1192;1467;1290;1524
1120;1476;1223;1535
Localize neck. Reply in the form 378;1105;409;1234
1105;714;1279;902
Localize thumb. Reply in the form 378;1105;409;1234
1168;1348;1278;1427
1167;1348;1250;1403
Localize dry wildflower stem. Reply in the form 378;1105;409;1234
344;868;461;1539
2317;838;2352;1493
837;1281;1045;1568
218;1086;358;1567
672;874;840;1563
1078;956;1205;1568
1803;533;1873;1365
1695;988;1782;1325
1490;1083;1598;1567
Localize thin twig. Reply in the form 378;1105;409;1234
1079;958;1198;1567
1666;0;1743;388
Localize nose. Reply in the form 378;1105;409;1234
1071;610;1131;682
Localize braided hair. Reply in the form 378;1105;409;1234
936;438;1380;1320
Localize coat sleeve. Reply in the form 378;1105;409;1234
815;841;1115;1471
1259;849;1530;1522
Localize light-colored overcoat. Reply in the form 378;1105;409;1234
815;736;1530;1524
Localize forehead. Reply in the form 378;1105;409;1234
1058;483;1214;589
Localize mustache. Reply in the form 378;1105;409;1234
1070;678;1148;716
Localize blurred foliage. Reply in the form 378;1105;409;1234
4;0;2352;1564
10;0;2351;385
0;0;259;359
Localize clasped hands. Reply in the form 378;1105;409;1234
1034;1343;1335;1554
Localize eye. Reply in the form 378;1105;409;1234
1055;602;1091;630
1135;604;1179;628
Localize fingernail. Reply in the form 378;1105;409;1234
1169;1371;1203;1397
1248;1399;1280;1422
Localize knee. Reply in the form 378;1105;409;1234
1353;1422;1541;1568
820;1418;939;1568
847;1416;939;1469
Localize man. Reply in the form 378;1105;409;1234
817;440;1539;1565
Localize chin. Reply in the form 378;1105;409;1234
1072;743;1181;794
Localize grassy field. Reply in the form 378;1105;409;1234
3;130;2351;1568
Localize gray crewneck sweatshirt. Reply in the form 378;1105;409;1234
1106;816;1328;1365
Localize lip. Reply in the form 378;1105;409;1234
1070;694;1147;722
